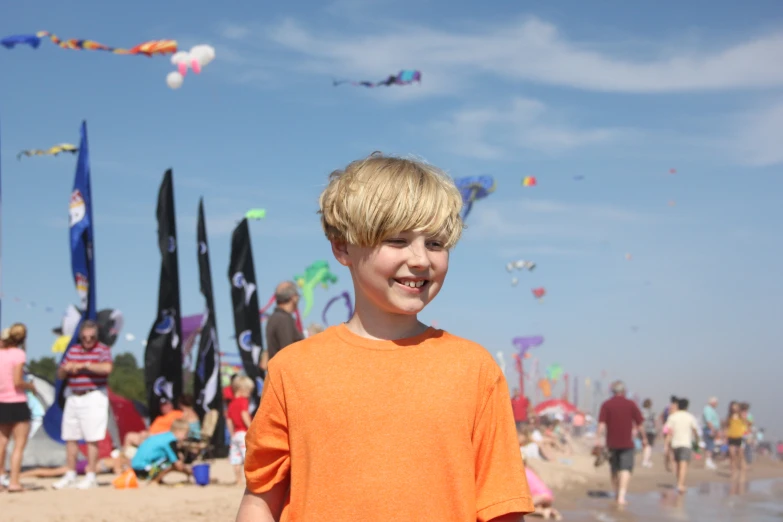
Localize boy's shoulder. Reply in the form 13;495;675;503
270;326;500;373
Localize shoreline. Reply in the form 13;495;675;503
539;453;783;510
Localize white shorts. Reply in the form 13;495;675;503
61;389;109;443
229;431;247;466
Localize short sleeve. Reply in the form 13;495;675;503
14;348;26;365
633;404;644;425
98;344;112;363
598;402;607;424
473;373;534;522
244;363;291;494
164;438;180;463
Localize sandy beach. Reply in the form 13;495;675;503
4;447;782;521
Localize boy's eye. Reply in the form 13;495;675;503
384;238;406;245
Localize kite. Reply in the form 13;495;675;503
333;69;421;88
321;291;353;326
244;209;266;220
166;44;216;89
17;143;78;160
573;175;585;181
532;287;546;301
1;31;177;56
522;176;537;187
507;259;535;286
669;168;677;174
625;253;632;261
512;336;543;359
454;175;495;220
538;378;552;398
546;364;563;382
507;259;535;272
295;260;338;318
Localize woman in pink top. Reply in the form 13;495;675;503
0;323;36;492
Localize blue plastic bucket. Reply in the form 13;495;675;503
192;463;210;486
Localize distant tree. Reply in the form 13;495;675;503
27;356;57;382
108;352;146;404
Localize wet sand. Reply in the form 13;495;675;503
2;452;781;521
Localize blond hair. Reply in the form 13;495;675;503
235;376;254;394
170;418;190;432
318;152;464;248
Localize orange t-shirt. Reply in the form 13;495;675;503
244;324;533;521
148;410;183;434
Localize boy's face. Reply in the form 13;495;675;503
173;428;189;441
334;231;448;316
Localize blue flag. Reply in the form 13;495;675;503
43;121;97;442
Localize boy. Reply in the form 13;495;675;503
130;418;192;485
236;153;533;521
663;398;700;493
227;376;254;485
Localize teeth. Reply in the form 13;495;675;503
400;280;426;288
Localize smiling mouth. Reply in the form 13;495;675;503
394;278;429;289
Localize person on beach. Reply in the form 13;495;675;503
0;324;36;492
52;320;113;490
226;376;253;485
596;380;646;506
265;281;304;362
131;418;192;485
739;402;753;468
640;398;657;468
660;395;678;472
664;398;700;493
701;396;720;470
724;401;747;478
236;153;534;521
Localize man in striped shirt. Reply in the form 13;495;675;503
52;320;113;490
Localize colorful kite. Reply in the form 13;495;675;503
1;31;176;56
17;143;77;160
512;336;543;359
333;69;421;88
532;287;546;301
295;261;338;318
454;175;495;220
546;364;563;382
166;44;215;89
538;378;552;398
522;176;537;187
321;291;353;326
244;208;266;220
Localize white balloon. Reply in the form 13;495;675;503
190;44;215;67
170;50;190;65
125;333;136;341
166;71;184;89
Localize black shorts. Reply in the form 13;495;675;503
609;448;635;473
133;468;151;479
645;432;656;446
0;401;31;424
673;447;692;462
728;437;743;447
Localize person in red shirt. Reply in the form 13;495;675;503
227;376;253;485
596;380;646;506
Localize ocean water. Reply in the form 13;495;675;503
561;479;783;521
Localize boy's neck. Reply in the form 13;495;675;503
345;309;428;341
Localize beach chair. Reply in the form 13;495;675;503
181;409;220;462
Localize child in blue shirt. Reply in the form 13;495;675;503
131;418;191;484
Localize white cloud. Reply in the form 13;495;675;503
429;97;623;158
216;16;783;95
732;99;783;166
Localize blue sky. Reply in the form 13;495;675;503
2;1;782;436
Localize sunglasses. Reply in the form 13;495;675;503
82;335;97;341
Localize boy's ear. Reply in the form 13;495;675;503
330;240;351;267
